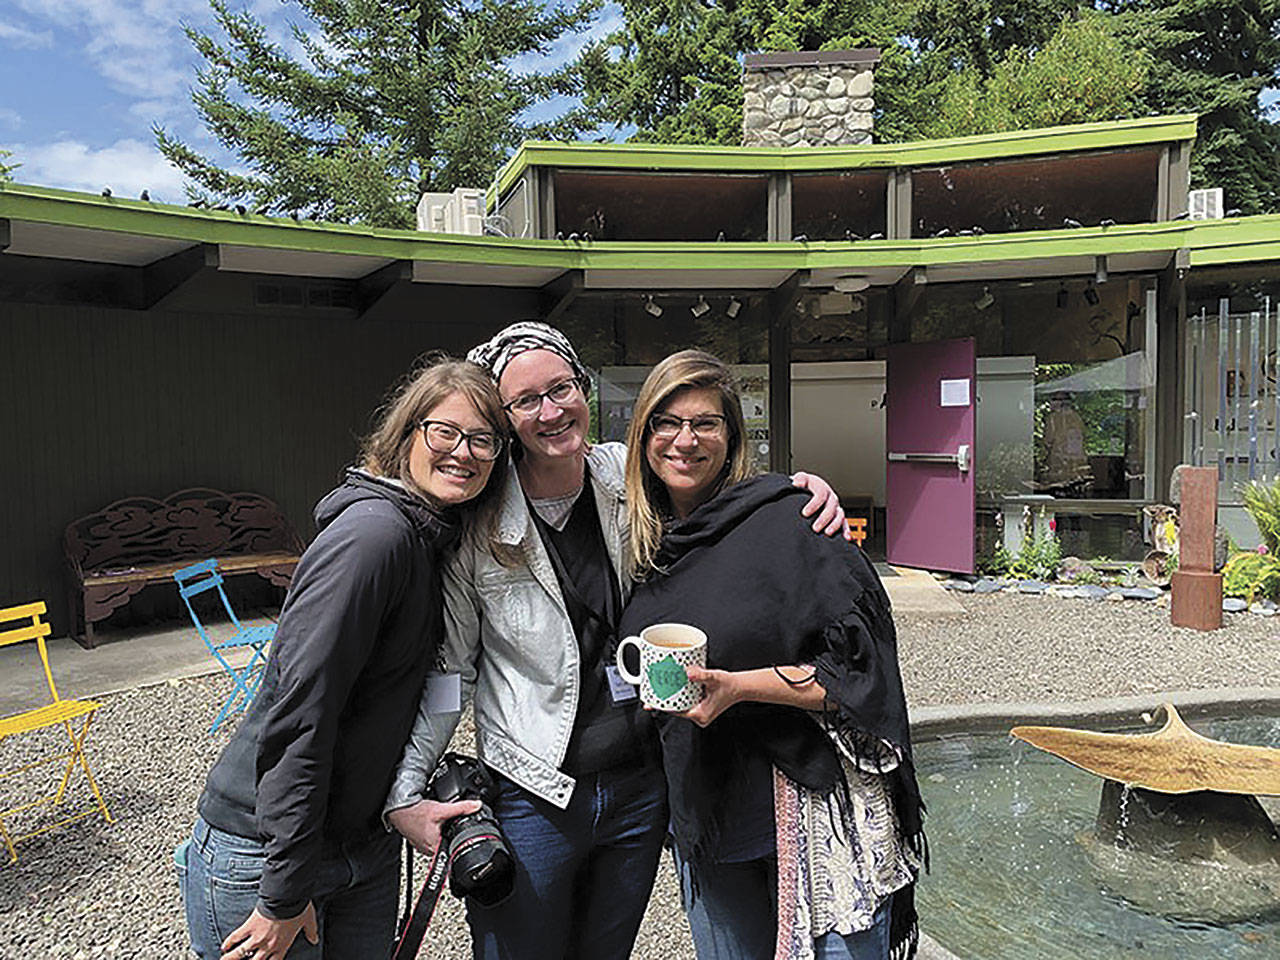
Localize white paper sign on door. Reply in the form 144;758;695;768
940;378;971;407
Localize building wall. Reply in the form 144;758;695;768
0;272;536;636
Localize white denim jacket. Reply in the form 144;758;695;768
385;442;630;813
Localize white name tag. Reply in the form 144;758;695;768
423;673;462;714
605;664;638;704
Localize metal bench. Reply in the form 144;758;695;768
64;488;302;648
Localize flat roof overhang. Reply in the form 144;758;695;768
490;114;1199;202
3;181;1280;295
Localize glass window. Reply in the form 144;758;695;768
791;171;888;240
911;148;1162;237
553;171;770;241
909;277;1155;503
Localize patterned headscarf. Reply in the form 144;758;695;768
466;320;589;385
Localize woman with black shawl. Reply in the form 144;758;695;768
619;350;926;960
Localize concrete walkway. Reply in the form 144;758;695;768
0;613;273;714
0;568;956;715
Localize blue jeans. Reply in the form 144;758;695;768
467;762;668;960
177;816;400;960
676;849;893;960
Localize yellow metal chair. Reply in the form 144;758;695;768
0;601;112;863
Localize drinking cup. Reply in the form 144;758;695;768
615;623;707;711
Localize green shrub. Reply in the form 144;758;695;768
1222;550;1280;602
1009;514;1062;581
1241;479;1280;554
979;542;1014;577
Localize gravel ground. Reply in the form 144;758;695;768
2;592;1277;958
896;593;1280;706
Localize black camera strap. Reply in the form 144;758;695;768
392;830;509;959
392;839;448;960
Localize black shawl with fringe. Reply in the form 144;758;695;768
619;474;925;959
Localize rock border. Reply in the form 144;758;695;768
938;575;1277;616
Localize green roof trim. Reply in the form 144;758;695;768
5;176;1280;277
490;114;1199;200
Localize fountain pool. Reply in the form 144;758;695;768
916;713;1280;958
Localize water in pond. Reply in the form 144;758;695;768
915;714;1280;958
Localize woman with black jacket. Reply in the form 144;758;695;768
179;357;509;960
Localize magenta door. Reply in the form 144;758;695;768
886;338;976;573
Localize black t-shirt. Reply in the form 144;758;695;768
532;485;655;775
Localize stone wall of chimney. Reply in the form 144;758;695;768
742;50;879;148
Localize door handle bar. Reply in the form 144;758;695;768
887;444;970;472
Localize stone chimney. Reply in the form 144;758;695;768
742;50;880;147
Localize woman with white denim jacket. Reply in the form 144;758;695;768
384;322;846;960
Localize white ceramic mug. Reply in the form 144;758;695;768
615;623;707;712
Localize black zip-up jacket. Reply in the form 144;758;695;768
198;469;458;919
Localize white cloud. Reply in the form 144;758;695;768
0;19;53;48
0;107;21;129
12;138;189;199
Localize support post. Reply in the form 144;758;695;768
766;271;805;473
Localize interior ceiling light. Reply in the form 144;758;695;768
1056;283;1069;309
644;294;663;317
973;286;995;310
1083;282;1100;306
690;295;711;318
832;275;871;294
726;296;742;319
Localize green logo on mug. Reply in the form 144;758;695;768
647;655;688;700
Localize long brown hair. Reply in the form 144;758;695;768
360;353;509;540
624;350;754;577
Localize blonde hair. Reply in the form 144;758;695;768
624;350;754;577
360;354;509;539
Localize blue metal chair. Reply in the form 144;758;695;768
173;559;274;733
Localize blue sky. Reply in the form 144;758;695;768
0;1;1275;202
0;0;622;201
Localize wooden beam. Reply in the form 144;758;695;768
141;243;218;310
891;266;926;342
539;269;583;325
356;259;411;317
766;270;806;473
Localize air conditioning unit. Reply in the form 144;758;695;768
416;188;487;235
1189;187;1224;220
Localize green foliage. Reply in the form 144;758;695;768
1008;513;1062;580
913;11;1148;139
1223;550;1280;601
0;148;17;183
1106;0;1280;215
158;0;601;225
979;541;1014;576
1241;478;1280;555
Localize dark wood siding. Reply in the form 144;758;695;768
0;272;537;635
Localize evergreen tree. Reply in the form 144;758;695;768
913;11;1148;139
157;0;600;227
1106;0;1280;214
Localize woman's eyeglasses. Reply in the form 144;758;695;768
648;413;727;439
502;377;581;417
419;420;505;461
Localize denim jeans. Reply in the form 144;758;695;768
177;816;400;960
466;761;668;960
675;849;893;960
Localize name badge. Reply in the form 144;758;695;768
605;664;638;704
423;673;462;714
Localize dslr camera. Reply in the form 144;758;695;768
427;752;514;906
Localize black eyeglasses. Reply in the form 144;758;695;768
418;420;505;461
648;413;728;439
501;377;582;417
